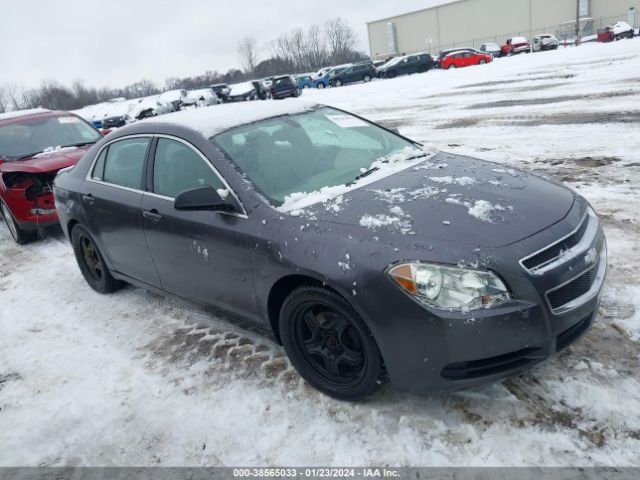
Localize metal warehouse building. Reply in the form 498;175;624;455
367;0;640;58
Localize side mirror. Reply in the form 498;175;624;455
174;186;236;212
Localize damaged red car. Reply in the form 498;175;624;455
0;108;103;244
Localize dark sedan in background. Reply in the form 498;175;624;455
53;102;606;400
330;62;376;86
376;53;434;78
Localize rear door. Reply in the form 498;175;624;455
140;136;256;318
84;135;161;288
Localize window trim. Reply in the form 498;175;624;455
86;134;152;193
147;134;247;219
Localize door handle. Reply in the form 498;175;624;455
143;209;163;223
82;194;95;206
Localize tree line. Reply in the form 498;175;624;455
0;17;365;113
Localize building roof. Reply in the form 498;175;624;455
367;0;462;24
140;101;320;138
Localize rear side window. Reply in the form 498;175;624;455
101;137;149;189
91;149;107;180
153;138;225;198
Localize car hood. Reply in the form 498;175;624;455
0;146;90;174
302;152;575;248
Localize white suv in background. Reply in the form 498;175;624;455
532;34;559;52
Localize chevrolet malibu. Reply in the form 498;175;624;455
53;102;607;400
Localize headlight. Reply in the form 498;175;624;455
387;262;511;311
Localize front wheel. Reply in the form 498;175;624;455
1;201;35;245
447;64;457;69
479;59;486;64
71;225;120;294
317;82;325;89
280;286;384;400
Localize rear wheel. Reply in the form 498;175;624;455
71;225;120;294
387;70;397;79
0;201;35;245
317;82;325;89
479;58;486;64
363;74;372;82
280;286;384;400
448;64;457;69
334;79;343;87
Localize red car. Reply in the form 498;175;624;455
0;109;103;243
501;36;531;56
440;50;493;69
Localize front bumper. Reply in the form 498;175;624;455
354;208;607;393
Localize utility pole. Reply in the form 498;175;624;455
575;0;580;45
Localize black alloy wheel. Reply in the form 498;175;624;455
280;286;383;400
71;225;120;294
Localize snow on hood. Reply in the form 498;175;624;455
32;146;78;158
140;100;320;138
294;152;576;248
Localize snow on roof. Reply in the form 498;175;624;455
0;108;51;122
367;0;460;24
140;100;320;138
229;82;256;95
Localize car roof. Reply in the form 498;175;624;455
140;101;321;138
0;108;68;126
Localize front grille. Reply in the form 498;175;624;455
547;266;597;310
522;213;589;272
441;347;543;380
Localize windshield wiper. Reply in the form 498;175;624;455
60;141;97;148
345;152;431;186
16;152;43;160
348;166;379;185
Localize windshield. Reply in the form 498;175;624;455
0;115;101;161
213;107;420;206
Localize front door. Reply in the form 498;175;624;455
141;137;256;318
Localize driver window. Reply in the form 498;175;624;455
153;138;225;199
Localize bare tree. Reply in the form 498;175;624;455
0;85;7;113
324;17;357;65
238;36;259;74
3;83;24;110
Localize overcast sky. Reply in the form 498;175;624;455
2;0;445;90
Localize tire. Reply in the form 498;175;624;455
334;79;343;87
447;64;457;69
303;84;310;89
363;74;372;82
317;82;325;89
71;224;120;294
279;286;384;400
387;70;397;79
0;201;35;245
479;58;486;64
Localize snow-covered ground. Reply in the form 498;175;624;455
2;40;640;467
